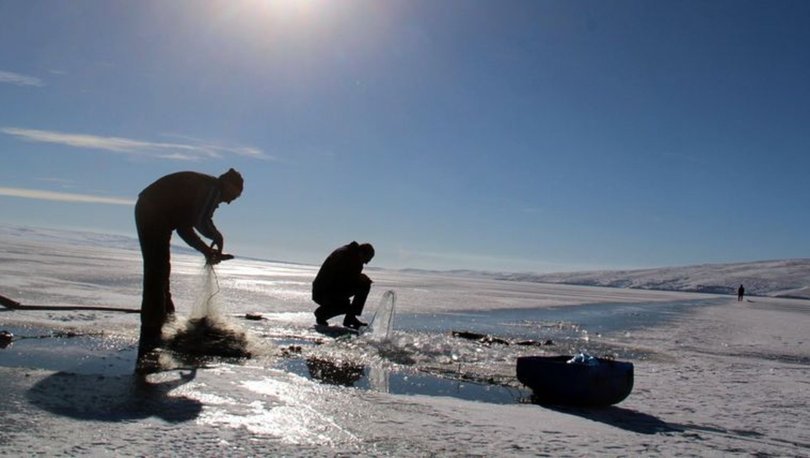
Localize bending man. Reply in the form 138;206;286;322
135;169;243;357
312;241;375;329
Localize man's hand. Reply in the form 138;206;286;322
205;250;220;265
205;251;233;265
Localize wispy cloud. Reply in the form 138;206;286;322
0;187;135;206
161;133;272;160
0;70;44;87
1;127;272;162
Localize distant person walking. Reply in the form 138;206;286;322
135;169;243;360
737;284;745;302
312;241;375;329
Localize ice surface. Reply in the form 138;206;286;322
2;225;809;456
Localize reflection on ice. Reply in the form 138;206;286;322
196;372;361;445
212;260;318;284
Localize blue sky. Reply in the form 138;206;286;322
1;0;809;272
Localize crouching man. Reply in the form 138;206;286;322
312;241;375;329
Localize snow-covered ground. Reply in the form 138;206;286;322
1;225;808;456
408;259;810;300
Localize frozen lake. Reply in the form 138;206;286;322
5;227;805;456
0;226;721;406
2;291;719;407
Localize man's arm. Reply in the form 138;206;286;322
177;226;212;257
193;185;224;251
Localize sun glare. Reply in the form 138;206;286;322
252;0;322;20
206;0;339;52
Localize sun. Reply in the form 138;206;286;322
251;0;322;20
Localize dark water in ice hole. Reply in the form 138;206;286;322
394;297;722;339
0;298;722;404
279;297;722;404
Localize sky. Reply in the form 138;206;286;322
1;0;809;273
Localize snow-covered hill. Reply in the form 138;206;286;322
492;259;810;299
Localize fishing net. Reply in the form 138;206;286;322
367;290;396;340
165;265;251;358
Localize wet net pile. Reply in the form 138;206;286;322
165;265;251;358
166;316;251;358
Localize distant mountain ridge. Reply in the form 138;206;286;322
419;259;810;300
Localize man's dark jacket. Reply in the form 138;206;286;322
312;241;367;298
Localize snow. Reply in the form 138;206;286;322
483;259;810;299
1;225;809;456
